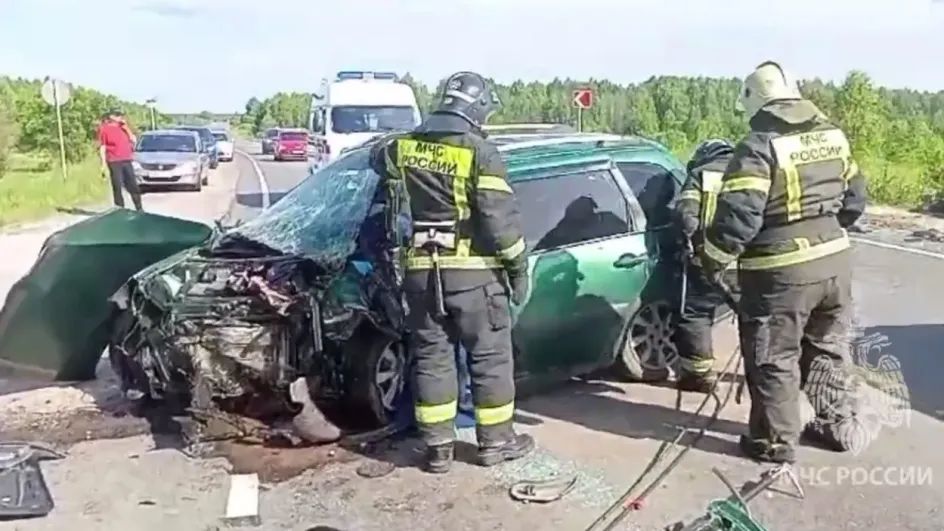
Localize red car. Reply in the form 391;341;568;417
273;129;310;161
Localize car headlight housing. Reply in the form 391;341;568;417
179;161;197;173
132;161;143;172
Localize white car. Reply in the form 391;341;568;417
212;130;235;162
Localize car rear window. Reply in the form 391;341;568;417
213;132;229;141
137;134;197;153
280;131;308;141
266;129;280;138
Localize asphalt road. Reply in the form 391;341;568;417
1;145;944;531
226;140;310;224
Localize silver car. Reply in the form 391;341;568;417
133;130;209;192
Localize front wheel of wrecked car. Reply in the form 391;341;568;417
613;300;678;382
345;329;409;427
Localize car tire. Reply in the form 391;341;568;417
191;179;202;192
201;172;209;186
344;325;409;427
612;300;679;382
210;162;219;170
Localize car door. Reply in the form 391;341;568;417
614;154;688;305
510;162;653;390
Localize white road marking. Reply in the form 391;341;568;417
223;473;260;525
236;147;270;209
852;236;944;260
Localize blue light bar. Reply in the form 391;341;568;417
335;71;399;81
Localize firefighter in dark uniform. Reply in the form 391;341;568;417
369;72;534;474
701;62;868;463
673;138;737;393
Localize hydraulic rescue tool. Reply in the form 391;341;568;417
582;240;804;531
671;464;804;531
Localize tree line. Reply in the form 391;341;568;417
0;76;171;176
240;71;944;207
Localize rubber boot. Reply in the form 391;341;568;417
677;370;719;393
424;442;455;474
478;433;535;467
738;435;796;463
289;378;341;444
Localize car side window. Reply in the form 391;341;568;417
511;169;631;253
616;162;678;228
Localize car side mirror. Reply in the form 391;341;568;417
614;253;647;269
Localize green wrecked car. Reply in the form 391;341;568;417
0;131;693;436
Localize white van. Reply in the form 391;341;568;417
309;71;422;168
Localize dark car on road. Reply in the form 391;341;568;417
261;128;280;155
174;126;220;170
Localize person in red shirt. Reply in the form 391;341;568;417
97;107;143;211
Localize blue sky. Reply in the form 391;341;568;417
1;0;941;113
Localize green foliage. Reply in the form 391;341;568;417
239;93;311;136
0;75;170;171
243;71;944;208
167;112;240;126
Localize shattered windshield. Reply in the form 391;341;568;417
225;149;378;267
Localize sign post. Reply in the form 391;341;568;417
41;77;72;179
145;98;158;129
572;88;594;132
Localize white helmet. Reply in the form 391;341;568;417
736;61;803;119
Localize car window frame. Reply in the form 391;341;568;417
509;161;641;254
611;156;688;232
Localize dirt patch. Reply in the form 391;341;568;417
222;441;360;483
863;205;944;233
1;408;168;447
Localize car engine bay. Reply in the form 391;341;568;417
107;209;408;448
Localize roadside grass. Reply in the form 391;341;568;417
0;153;108;227
860;157;930;209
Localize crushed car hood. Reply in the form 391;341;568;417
216;152;380;274
0;209;212;381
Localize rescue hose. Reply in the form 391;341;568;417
675;464;804;531
582;322;743;531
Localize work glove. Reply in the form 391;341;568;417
507;271;530;306
698;254;727;287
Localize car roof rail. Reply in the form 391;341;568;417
497;134;624;152
484;123;574;132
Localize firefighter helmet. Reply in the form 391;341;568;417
737;61;803;119
435;71;502;128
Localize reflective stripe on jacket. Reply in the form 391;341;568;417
676;155;736;270
704;100;868;271
368;115;528;286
